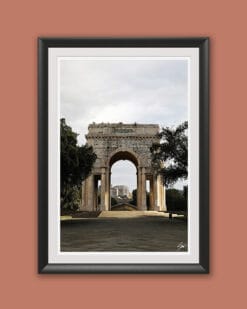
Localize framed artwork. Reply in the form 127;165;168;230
38;37;209;273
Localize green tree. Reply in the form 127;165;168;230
166;188;187;212
130;189;137;206
97;195;118;207
151;121;188;186
111;197;118;206
61;118;97;211
130;189;150;208
183;185;188;200
61;184;81;211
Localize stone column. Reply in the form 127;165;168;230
163;184;167;211
156;174;166;211
160;183;167;211
80;175;94;211
149;177;154;210
100;168;106;210
157;174;161;210
137;168;142;210
153;174;159;211
86;174;94;211
93;178;98;211
104;168;110;211
140;167;147;210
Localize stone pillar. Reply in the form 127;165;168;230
140;167;147;210
159;180;167;211
80;175;94;211
163;184;167;211
157;174;161;209
104;168;110;211
93;178;98;211
149;177;154;210
87;174;94;211
100;167;107;211
155;174;166;211
137;168;142;210
153;174;159;211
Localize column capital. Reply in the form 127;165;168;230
138;166;146;174
101;167;106;173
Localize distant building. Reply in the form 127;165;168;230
111;185;129;198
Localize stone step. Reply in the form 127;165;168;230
99;211;169;218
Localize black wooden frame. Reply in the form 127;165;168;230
38;37;209;274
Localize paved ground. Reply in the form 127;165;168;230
61;211;187;252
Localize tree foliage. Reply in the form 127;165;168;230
151;121;188;187
61;118;97;211
111;197;118;206
130;189;150;208
166;187;187;212
130;189;137;206
61;184;81;211
97;195;118;207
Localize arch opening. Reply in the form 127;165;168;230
109;150;139;168
110;160;137;211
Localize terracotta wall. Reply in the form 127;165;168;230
1;0;246;308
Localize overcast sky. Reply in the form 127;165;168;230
60;58;188;191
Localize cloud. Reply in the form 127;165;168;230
60;58;188;189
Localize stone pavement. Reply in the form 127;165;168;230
61;211;187;252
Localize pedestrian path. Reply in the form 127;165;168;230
61;213;187;251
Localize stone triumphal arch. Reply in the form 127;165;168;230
80;123;166;211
